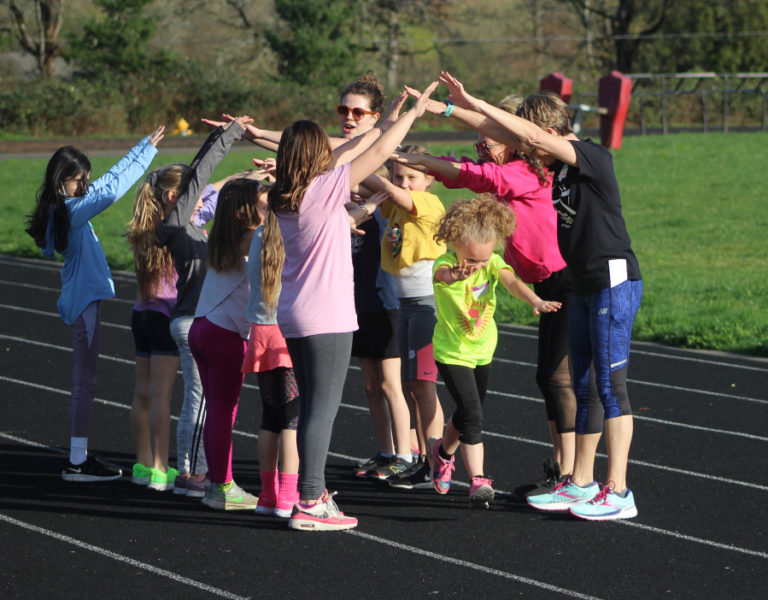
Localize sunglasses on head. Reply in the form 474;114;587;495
473;141;500;154
336;105;377;121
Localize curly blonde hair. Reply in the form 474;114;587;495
434;194;515;249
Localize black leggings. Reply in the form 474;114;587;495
436;362;491;445
534;268;577;434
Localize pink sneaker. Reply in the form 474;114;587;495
430;437;455;495
469;476;494;509
288;491;358;532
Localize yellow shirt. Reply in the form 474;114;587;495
380;190;446;276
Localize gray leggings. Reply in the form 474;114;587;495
286;333;352;500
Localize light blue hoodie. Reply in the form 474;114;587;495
42;136;158;324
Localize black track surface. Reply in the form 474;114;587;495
1;254;767;599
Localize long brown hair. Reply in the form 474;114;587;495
207;179;262;273
126;165;192;301
261;120;333;314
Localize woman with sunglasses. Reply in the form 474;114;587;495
339;75;415;483
26;126;165;481
397;88;577;496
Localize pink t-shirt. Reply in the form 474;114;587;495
276;162;358;337
434;158;567;284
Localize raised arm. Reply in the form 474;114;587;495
439;71;578;166
348;81;438;188
393;151;461;181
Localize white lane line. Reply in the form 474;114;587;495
0;305;133;326
346;530;600;599
493;357;768;406
617;520;768;560
3;426;767;565
0;513;250;600
2;335;767;446
3;375;768;496
2;272;767;372
497;329;768;373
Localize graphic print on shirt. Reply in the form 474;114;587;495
552;164;576;229
386;222;402;258
458;279;492;339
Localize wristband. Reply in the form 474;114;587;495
443;100;454;118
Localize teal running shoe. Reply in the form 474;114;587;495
570;485;638;521
527;478;599;511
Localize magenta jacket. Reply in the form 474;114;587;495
433;157;566;284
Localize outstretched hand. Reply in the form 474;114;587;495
438;71;479;111
251;157;276;182
383;90;408;124
411;80;439;118
403;85;445;116
532;299;562;316
148;125;165;147
391;151;429;173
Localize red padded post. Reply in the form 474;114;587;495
539;72;573;103
598;71;632;149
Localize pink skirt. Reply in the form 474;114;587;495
241;323;293;373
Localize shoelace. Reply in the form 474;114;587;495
589;484;611;504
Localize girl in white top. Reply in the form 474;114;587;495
188;178;262;511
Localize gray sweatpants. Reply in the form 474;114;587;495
286;333;352;500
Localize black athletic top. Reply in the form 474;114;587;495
551;139;641;296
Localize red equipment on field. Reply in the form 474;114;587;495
538;71;632;149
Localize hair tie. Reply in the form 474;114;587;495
147;170;159;193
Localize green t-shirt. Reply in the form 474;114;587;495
432;252;513;367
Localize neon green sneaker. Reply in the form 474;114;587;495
147;467;179;492
201;480;259;510
131;463;151;486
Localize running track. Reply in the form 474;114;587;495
1;254;767;599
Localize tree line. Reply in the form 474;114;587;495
1;0;767;137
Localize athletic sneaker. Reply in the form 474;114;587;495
185;476;210;498
274;495;298;519
367;457;412;480
520;459;569;498
131;463;151;485
526;478;600;512
288;491;357;531
430;437;455;495
469;476;495;509
256;492;277;517
147;467;179;492
62;455;122;482
570;485;638;521
173;475;189;495
388;459;432;489
354;454;389;478
201;481;259;511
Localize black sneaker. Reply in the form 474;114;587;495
367;456;412;480
354;454;389;478
520;458;568;498
388;459;432;489
62;455;122;482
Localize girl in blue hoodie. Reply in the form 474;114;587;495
26;126;165;482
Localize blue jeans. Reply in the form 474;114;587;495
170;315;208;475
569;280;643;434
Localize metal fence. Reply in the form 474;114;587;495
571;73;768;135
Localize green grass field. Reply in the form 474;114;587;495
1;132;765;356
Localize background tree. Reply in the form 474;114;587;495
560;0;673;73
67;0;177;78
7;0;65;78
264;0;362;88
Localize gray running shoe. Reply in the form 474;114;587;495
201;481;259;510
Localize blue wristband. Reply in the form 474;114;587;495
443;100;454;118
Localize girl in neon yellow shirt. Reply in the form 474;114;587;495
430;195;561;508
